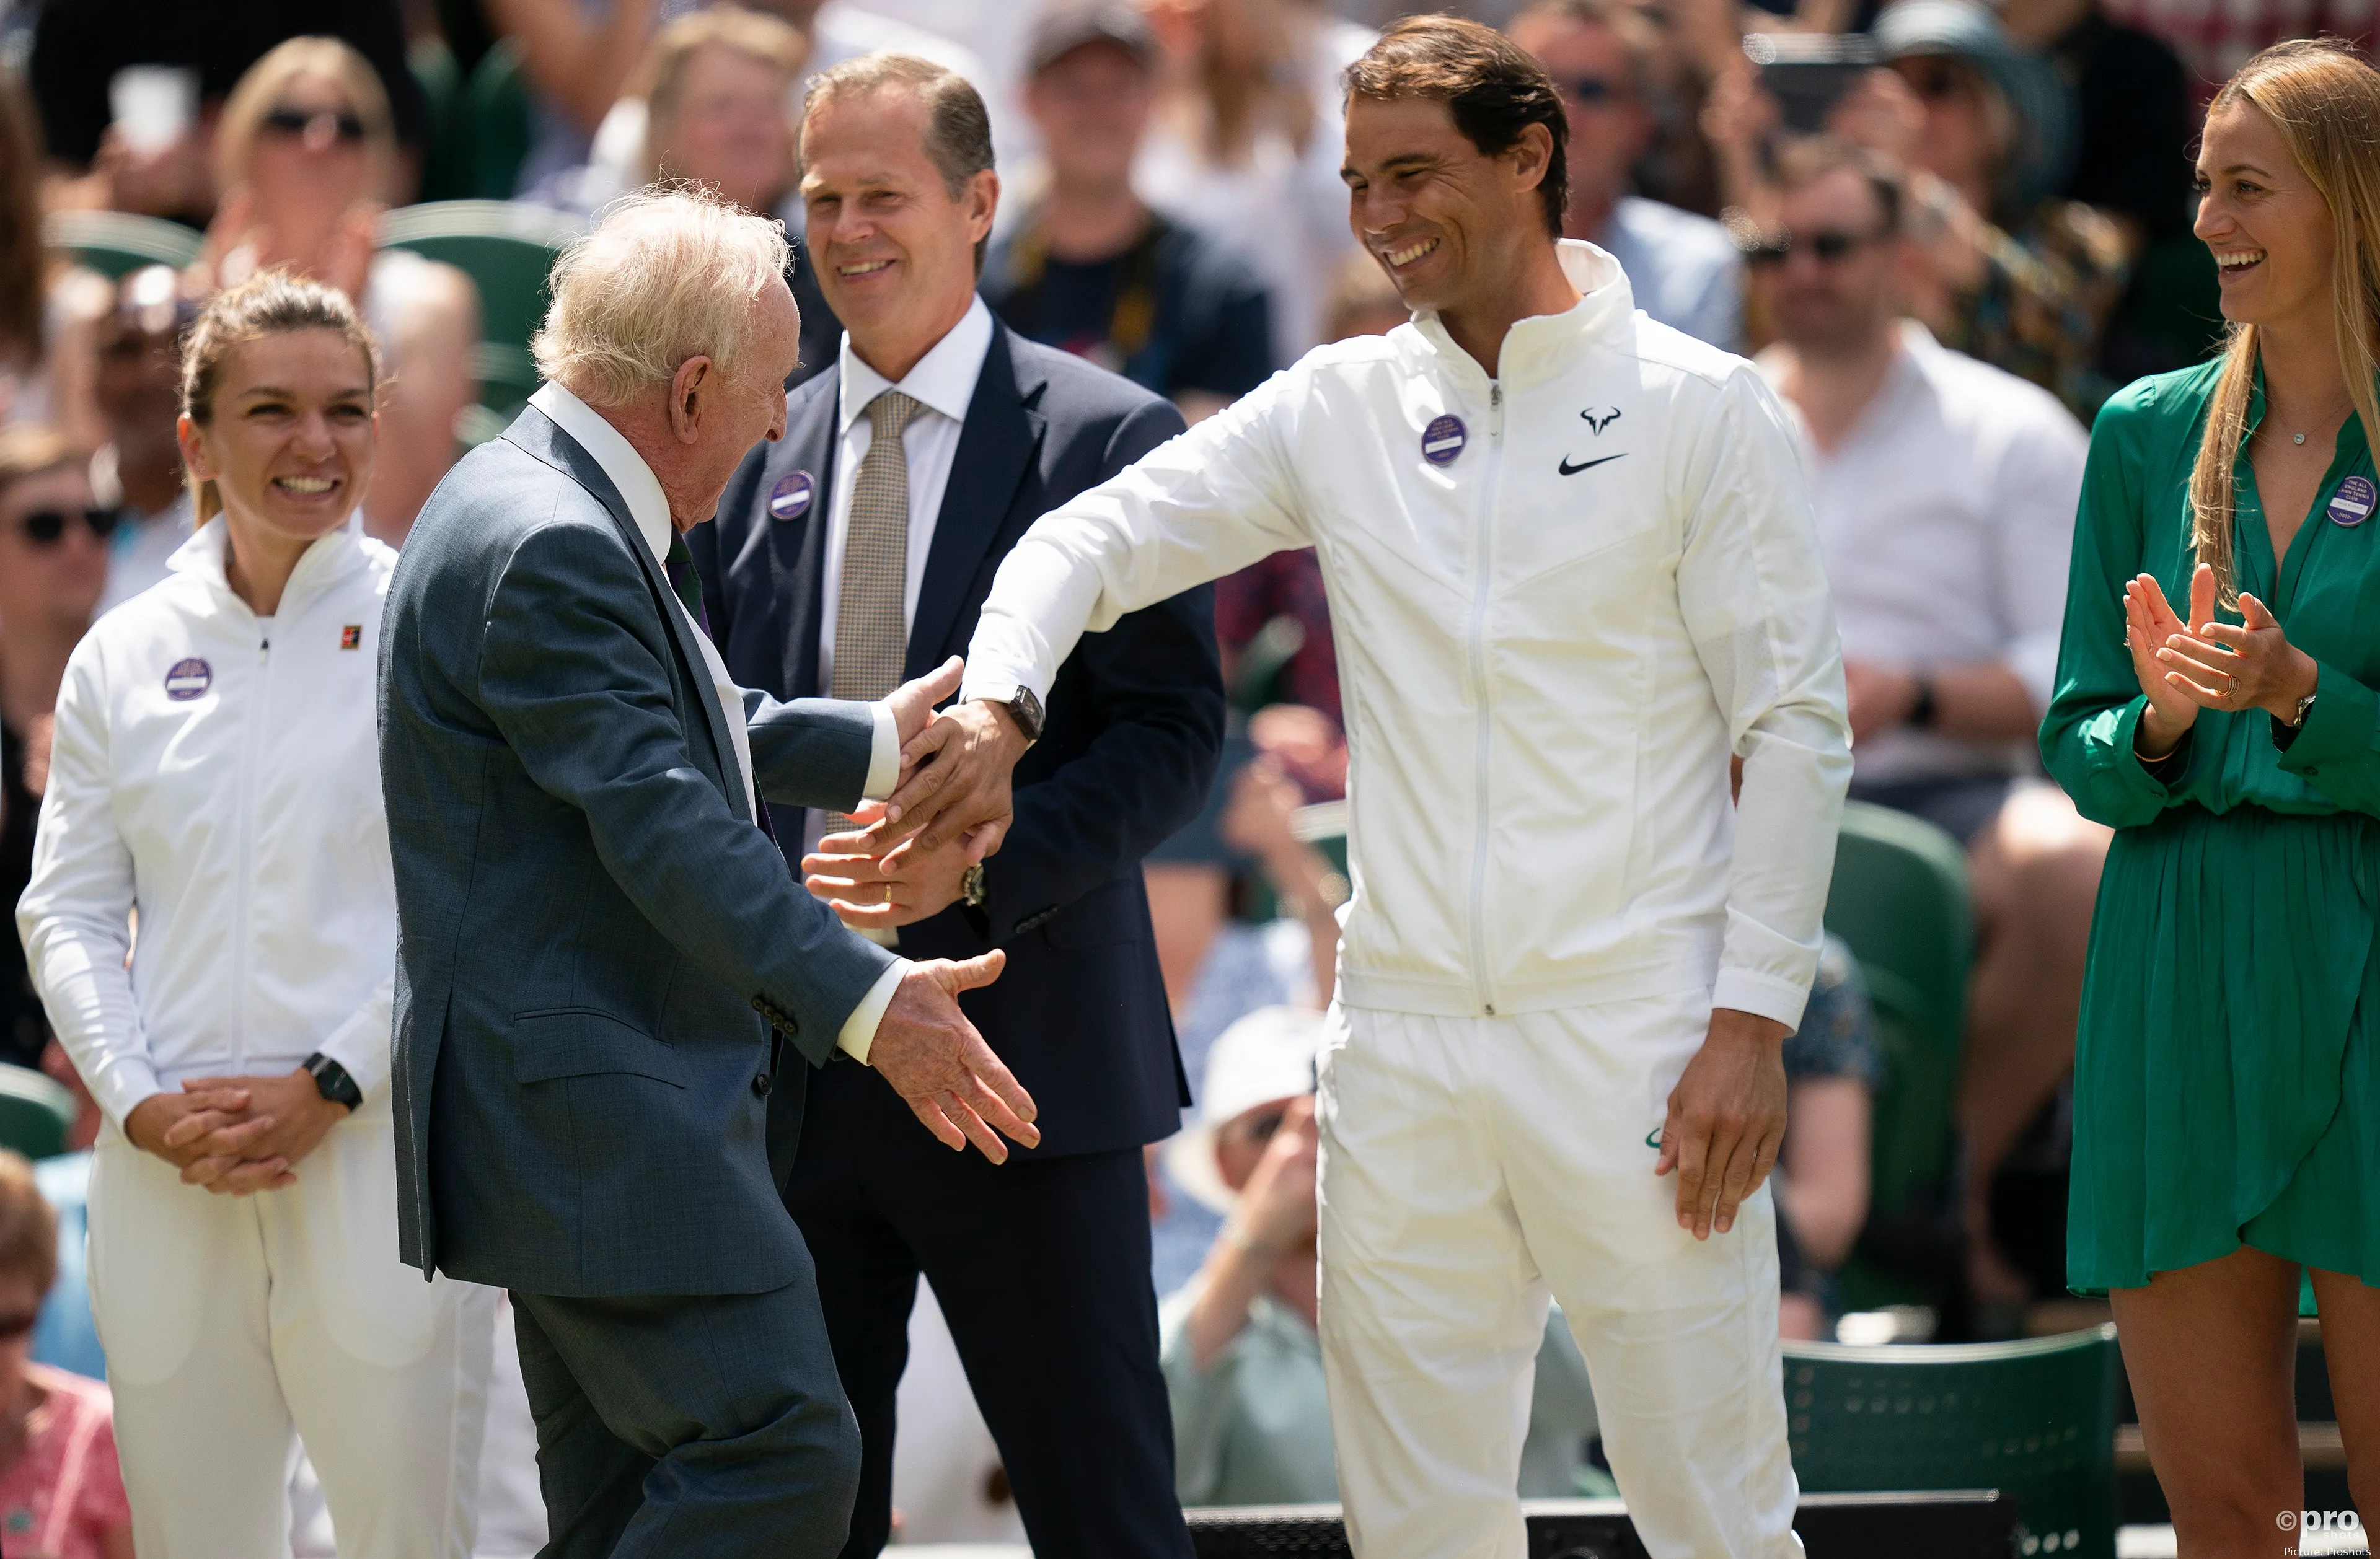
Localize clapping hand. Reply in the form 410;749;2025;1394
2128;564;2319;756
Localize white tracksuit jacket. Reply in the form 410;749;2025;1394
964;241;1852;1029
18;514;397;1126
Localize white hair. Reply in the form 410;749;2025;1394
531;187;792;407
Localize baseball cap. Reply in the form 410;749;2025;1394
1026;1;1158;77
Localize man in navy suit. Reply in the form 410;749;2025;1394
691;48;1223;1559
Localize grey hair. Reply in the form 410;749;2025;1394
531;187;791;406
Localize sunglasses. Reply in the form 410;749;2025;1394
1557;74;1625;106
12;508;120;546
1742;227;1889;266
260;107;368;144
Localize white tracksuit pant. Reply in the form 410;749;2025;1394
87;1097;496;1558
1316;993;1802;1559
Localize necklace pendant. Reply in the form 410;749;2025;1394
2295;433;2307;444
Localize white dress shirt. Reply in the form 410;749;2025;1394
1758;322;2088;786
529;382;907;1058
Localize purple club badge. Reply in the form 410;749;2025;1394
1421;414;1467;467
163;658;212;701
768;470;816;521
2329;475;2376;528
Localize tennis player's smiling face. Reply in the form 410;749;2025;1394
1342;94;1554;320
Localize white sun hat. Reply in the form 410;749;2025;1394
1163;1006;1326;1214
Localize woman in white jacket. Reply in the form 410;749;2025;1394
15;270;491;1557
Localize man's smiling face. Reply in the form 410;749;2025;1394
1341;92;1549;318
800;86;993;356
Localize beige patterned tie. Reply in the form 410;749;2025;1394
824;389;922;836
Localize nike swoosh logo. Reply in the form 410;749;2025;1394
1558;454;1627;476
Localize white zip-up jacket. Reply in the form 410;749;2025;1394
17;515;397;1128
964;242;1852;1027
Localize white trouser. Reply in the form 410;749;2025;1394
1315;995;1802;1559
87;1098;495;1559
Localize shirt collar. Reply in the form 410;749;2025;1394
531;380;674;565
837;294;995;436
1409;240;1635;391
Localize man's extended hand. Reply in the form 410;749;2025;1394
1655;1008;1789;1239
804;802;996;929
880;698;1032;854
164;1069;351;1195
866;951;1039;1161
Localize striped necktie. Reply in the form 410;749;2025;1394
824;389;922;835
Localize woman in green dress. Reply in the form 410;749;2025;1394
2042;38;2380;1546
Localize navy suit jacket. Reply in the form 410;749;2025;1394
379;407;896;1296
694;320;1223;1159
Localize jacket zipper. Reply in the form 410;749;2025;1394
229;611;273;1075
1466;382;1505;1016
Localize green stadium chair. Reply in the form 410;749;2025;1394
0;1065;80;1162
42;209;201;279
1784;1324;2121;1559
379;200;582;442
1822;800;1974;1313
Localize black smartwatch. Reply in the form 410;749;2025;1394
979;685;1045;745
302;1052;363;1112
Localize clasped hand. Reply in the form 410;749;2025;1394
2124;563;2318;758
122;1069;350;1195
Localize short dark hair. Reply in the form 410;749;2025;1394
1344;15;1571;237
801;52;998;270
1772;136;1905;235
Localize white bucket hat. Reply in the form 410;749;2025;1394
1163;1006;1326;1214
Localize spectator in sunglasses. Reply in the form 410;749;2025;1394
203;37;481;547
1507;0;1744;351
0;426;107;1079
90;268;200;617
1157;1008;1604;1504
0;1149;133;1559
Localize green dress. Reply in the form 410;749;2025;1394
2043;358;2380;1295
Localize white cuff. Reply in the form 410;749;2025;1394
94;1056;164;1134
862;703;899;802
956;676;1047;713
836;957;910;1065
1711;968;1814;1034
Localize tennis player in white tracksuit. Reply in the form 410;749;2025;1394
884;22;1849;1559
17;274;493;1557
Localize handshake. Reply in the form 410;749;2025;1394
828;657;1046;1165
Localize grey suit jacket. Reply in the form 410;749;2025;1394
378;406;897;1297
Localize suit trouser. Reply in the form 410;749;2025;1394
510;1267;861;1559
785;1056;1194;1559
87;1109;495;1559
1316;994;1802;1559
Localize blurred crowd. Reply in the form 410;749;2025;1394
0;0;2350;1543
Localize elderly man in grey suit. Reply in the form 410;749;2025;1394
377;188;1040;1558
